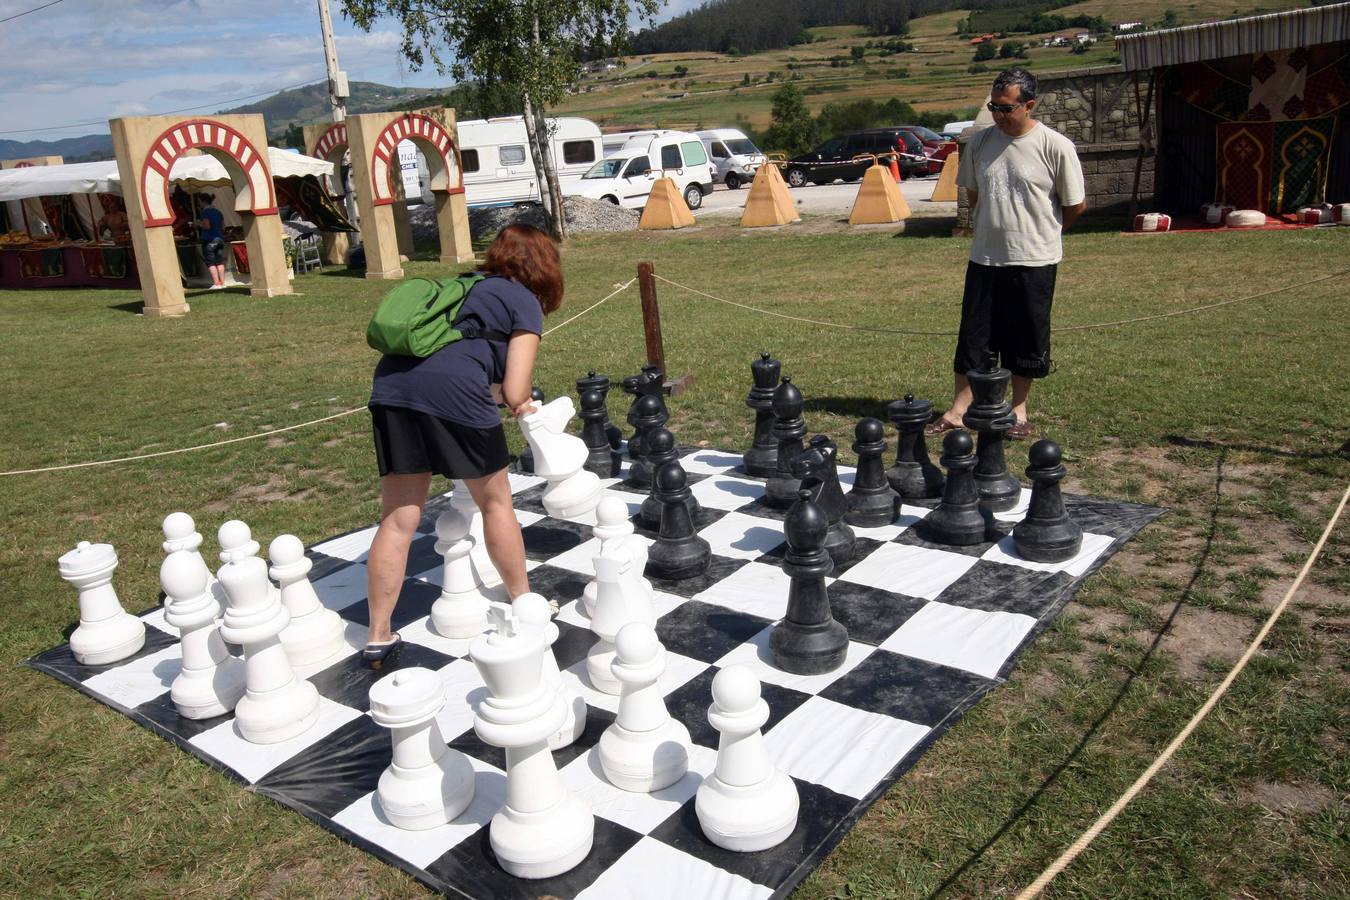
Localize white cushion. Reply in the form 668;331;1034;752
1132;212;1171;232
1226;209;1265;228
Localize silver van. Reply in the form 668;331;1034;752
697;128;766;190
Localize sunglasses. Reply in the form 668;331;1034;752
986;101;1026;114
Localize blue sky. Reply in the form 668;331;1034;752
0;0;700;143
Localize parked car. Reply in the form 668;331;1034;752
564;130;715;210
783;128;927;187
894;125;957;174
696;128;766;189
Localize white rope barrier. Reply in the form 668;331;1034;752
1015;479;1350;899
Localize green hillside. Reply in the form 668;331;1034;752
220;81;449;137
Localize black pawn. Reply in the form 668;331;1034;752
962;355;1021;512
885;393;944;499
770;489;849;675
517;386;546;474
846;418;898;528
647;461;711;580
1013;440;1083;562
579;388;621;478
576;370;622;450
743;351;781;477
640;428;701;528
763;376;807;509
792;436;856;567
624;393;666;489
917;430;990;546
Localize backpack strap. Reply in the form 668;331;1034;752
455;321;512;343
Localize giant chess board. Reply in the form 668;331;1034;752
30;446;1163;899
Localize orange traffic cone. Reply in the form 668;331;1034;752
889;154;901;183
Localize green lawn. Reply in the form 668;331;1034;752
1;224;1347;897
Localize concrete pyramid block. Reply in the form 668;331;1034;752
849;163;911;225
929;151;959;202
740;164;798;227
638;178;695;230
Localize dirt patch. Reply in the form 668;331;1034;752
204;474;310;511
1157;606;1253;678
1236;780;1338;816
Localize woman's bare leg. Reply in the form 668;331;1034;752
464;468;529;599
365;472;432;644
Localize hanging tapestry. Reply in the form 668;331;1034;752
1216;116;1337;212
19;247;65;278
275;175;358;233
81;246;130;279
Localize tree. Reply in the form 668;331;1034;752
762;83;817;156
341;0;660;240
1160;9;1179;27
973;42;997;62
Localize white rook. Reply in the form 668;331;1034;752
368;666;476;830
599;622;691;792
269;534;348;667
162;550;245;719
60;541;146;665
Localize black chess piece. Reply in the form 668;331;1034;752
579;388;621;478
885;393;944;499
742;351;781;477
624;394;666;489
962;355;1021;512
763;376;807;509
517;386;546;474
917;429;990;546
622;367;666;460
640;428;702;528
646;461;711;580
770;489;849;675
846;418;898;528
792;436;856;567
1013;440;1083;562
576;370;622;450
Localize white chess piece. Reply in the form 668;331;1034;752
368;666;476;830
218;519;280;606
450;484;503;590
268;535;349;667
695;665;799;852
470;605;594;879
161;550;245;718
519;397;602;519
429;507;498;638
162;512;217;611
581;495;653;618
513;593;586;750
586;542;656;695
218;556;320;744
59;541;146;665
599;622;691;792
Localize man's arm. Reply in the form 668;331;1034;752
1061;200;1087;230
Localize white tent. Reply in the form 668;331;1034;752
0;148;333;202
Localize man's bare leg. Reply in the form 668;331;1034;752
1010;375;1032;424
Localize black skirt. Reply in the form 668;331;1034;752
369;404;509;479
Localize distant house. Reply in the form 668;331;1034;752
969;34;997;45
1115;22;1143;32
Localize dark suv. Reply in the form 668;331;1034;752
784;128;928;187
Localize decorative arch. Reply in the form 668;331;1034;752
369;112;464;205
140;118;276;226
310;122;348;163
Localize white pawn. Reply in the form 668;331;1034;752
470;605;594;879
513;593;586;750
450;484;503;590
695;665;799;852
599;623;691;793
218;520;280;607
59;541;146;665
520;397;602;519
581;495;653;618
218;556;320;744
162;512;217;611
430;507;498;639
162;550;245;719
369;666;476;830
586;542;655;695
269;535;348;667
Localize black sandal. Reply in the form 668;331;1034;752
362;635;403;669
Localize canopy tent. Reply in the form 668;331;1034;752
1116;2;1350;71
0;147;333;202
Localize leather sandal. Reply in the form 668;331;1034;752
1006;421;1035;440
923;416;963;437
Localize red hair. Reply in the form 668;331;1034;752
479;223;564;315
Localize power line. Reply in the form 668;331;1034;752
0;0;65;25
0;79;324;136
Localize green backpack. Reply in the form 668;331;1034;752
365;273;501;357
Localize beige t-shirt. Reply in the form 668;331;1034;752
958;121;1084;267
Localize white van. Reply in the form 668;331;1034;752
696;128;765;190
564;130;715;210
450;116;603;208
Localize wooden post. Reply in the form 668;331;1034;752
636;261;693;396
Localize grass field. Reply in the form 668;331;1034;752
2;221;1346;897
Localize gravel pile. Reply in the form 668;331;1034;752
407;197;639;245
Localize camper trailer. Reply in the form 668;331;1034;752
446;116;603;208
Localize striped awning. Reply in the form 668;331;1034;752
1117;2;1350;71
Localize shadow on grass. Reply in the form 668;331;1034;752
319;267;367;279
804;396;896;420
1166;434;1350;461
107;301;144;315
927;447;1226;899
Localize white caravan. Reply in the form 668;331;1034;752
448;116;603;208
696;128;766;190
564;130;715;210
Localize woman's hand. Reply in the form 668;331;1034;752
490;383;505;406
510;400;538;418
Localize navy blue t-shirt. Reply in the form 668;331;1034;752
199;207;224;242
369;275;544;428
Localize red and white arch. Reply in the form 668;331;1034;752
140;119;277;226
369;113;464;205
310;122;348;163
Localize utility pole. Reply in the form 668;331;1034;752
317;0;360;235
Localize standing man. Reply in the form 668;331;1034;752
927;68;1086;440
